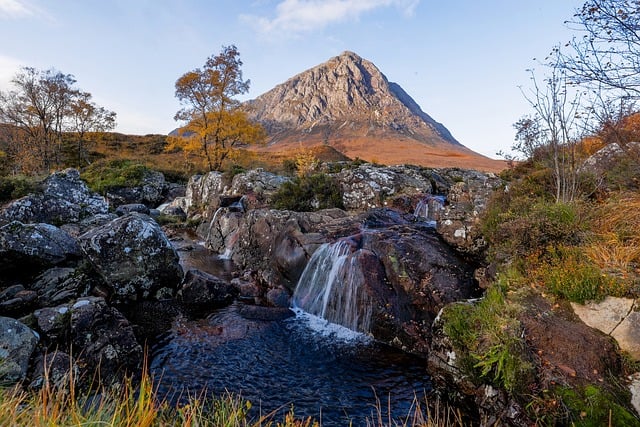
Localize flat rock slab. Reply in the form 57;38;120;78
572;297;640;359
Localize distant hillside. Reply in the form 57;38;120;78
245;51;505;172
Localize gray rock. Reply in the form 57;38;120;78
571;297;640;359
33;304;70;344
30;266;93;306
0;221;81;276
69;297;142;384
0;316;39;385
0;168;108;226
78;213;183;303
115;203;150;216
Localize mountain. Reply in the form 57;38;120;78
245;51;505;172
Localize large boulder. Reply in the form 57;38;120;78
0;169;108;226
0;221;81;278
69;297;142;384
78;213;183;303
0;316;39;385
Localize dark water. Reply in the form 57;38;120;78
150;304;431;426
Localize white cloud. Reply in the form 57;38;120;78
0;55;24;91
241;0;420;35
0;0;36;19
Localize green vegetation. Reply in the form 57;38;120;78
442;286;533;394
0;174;42;203
271;173;344;212
81;159;149;194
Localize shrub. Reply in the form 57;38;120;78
0;175;42;203
81;159;148;194
442;286;534;394
536;246;626;303
271;173;344;211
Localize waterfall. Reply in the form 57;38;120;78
413;195;445;226
204;207;225;244
292;241;373;334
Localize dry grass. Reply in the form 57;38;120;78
0;360;462;427
586;193;640;282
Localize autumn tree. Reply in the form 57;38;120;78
0;67;116;174
68;91;117;166
172;45;265;171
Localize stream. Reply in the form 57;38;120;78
151;234;432;425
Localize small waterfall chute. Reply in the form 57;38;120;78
292;240;373;334
413;195;445;226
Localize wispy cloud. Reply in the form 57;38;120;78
0;55;24;90
241;0;419;36
0;0;37;19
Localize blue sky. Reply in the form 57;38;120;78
0;0;585;159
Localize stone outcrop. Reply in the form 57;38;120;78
78;213;183;303
0;169;108;226
179;269;238;316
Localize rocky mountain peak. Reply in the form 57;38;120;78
245;51;458;146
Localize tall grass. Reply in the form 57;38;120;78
0;363;462;427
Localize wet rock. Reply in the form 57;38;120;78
115;203;150;216
29;351;77;390
78;213;183;303
105;170;166;208
237;304;294;321
0;221;81;277
122;299;183;343
231;208;356;289
266;287;290;308
0;169;108;226
179;269;237;315
159;205;187;221
69;297;142;384
0;316;39;385
363;224;475;324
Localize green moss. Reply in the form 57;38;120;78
80;159;149;194
554;385;640;426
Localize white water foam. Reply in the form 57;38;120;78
290;307;372;344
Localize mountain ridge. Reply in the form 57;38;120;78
244;51;505;172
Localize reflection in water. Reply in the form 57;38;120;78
150;304;431;426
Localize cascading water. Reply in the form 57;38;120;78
414;195;445;226
292;240;373;334
204;206;225;244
